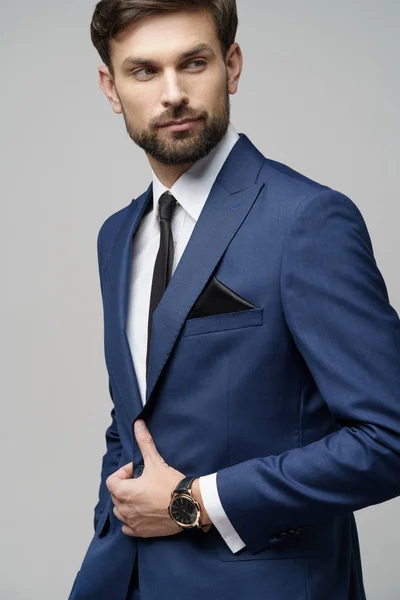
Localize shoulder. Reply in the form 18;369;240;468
259;155;331;206
96;194;145;269
257;156;366;233
98;202;131;244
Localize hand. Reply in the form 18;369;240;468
106;419;186;538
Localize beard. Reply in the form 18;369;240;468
119;77;231;165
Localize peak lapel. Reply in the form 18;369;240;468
144;134;265;409
106;184;153;423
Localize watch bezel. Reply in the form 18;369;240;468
168;491;201;529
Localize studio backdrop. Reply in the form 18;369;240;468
2;1;399;598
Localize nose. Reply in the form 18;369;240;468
160;70;189;109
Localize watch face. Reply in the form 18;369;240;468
170;495;198;526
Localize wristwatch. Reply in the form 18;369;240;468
168;476;212;533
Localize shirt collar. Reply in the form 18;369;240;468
151;122;240;222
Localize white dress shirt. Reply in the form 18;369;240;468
126;121;246;553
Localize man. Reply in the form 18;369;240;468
69;1;400;599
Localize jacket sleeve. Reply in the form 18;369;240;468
93;223;123;531
215;189;400;554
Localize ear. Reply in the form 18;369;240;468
226;42;243;95
98;65;123;114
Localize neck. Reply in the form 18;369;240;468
146;153;193;188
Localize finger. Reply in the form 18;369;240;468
106;474;130;500
112;462;133;480
111;493;119;507
134;420;163;466
113;505;124;522
106;474;118;495
121;524;136;537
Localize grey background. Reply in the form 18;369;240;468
2;1;399;598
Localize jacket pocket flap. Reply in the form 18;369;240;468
184;307;264;337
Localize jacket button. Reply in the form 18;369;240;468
280;531;290;539
133;464;144;478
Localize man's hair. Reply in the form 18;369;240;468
90;0;238;78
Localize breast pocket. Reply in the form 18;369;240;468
183;307;264;337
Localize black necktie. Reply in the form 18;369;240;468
146;191;177;376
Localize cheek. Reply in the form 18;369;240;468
123;96;151;123
119;82;152;112
192;74;226;110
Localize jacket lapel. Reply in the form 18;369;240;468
145;178;265;407
145;134;266;408
106;133;265;424
106;184;153;423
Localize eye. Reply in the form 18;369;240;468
132;59;206;80
133;67;156;80
185;59;206;69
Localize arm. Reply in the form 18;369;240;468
215;189;400;554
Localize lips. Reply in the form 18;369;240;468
159;118;202;132
160;118;197;127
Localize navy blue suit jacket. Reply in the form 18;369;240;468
69;133;400;600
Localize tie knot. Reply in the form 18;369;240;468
158;192;177;221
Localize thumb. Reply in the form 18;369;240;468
134;419;163;466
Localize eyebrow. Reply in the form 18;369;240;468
121;43;216;70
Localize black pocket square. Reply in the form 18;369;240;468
187;277;256;319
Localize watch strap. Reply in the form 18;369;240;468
174;476;197;495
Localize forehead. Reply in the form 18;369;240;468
111;8;219;68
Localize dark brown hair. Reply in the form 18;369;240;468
90;0;238;77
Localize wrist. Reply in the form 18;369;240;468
191;477;212;526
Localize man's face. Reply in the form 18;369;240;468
102;9;239;165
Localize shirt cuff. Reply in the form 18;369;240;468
199;473;246;553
